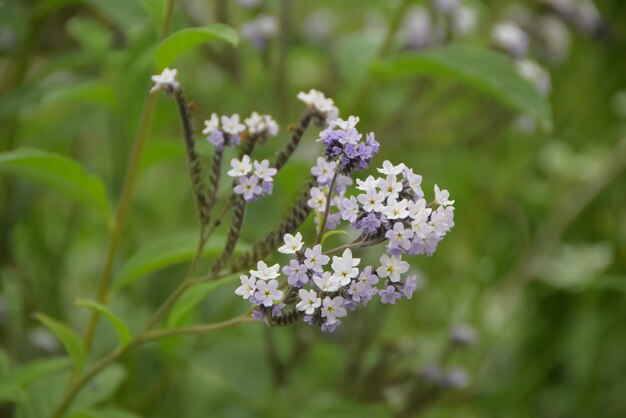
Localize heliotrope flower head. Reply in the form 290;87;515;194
318;116;380;173
297;89;339;122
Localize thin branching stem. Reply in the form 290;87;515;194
80;0;178;354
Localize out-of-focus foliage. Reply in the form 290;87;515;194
1;0;625;417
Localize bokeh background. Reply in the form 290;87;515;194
1;0;626;417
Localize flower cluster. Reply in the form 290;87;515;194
203;112;278;151
236;157;453;332
227;155;277;201
318;116;380;173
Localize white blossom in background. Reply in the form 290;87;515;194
491;21;529;57
516;59;552;96
297;89;339;121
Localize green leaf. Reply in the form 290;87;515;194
75;300;132;347
33;314;85;373
321;229;351;246
154;24;239;69
41;80;118;109
166;274;239;328
8;357;72;388
0;148;111;221
373;45;553;130
112;232;248;292
0;383;24;403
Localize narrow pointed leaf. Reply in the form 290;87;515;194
154;24;239;69
166;274;239;328
112;232;249;292
0;148;111;220
33;314;85;372
75;300;132;347
373;45;553;130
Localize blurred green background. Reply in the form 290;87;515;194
1;0;625;417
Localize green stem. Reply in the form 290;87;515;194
81;0;178;353
315;169;340;245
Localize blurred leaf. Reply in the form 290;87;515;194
135;0;164;31
33;314;85;373
74;364;127;408
374;45;553;130
66;17;111;55
34;0;81;19
166;274;239;328
321;229;351;246
112;232;249;292
139;139;185;172
336;32;381;88
0;148;111;221
41;81;118;109
154;24;239;69
75;300;132;347
0;384;24;403
8;357;72;388
69;408;140;418
83;0;147;29
0;86;43;118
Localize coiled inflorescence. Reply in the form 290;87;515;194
150;69;455;333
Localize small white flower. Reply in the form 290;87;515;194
377;175;403;199
234;175;262;200
250;260;280;281
227;155;253;177
202;113;220;136
403;167;424;197
307;187;327;211
333;115;360;130
381;198;410;220
356;175;378;192
235;274;256;299
244;112;264;134
377;160;405;176
434;185;454;207
264;115;279;136
357;189;385;213
314;271;341;292
254;279;283;307
321;296;347;324
377;254;410;283
278;232;304;254
304;244;330;273
221;114;246;136
253;159;277;182
150;68;180;94
330;248;360;286
296;289;322;314
430;206;455;236
491;21;528;57
297;89;339;121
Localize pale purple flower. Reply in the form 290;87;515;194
313;271;341;292
250;260;280;280
340;196;359;223
378;175;403;199
278;232;304;254
377;254;410;282
282;259;308;287
434;184;454;207
227;155;252;177
377;160;405;176
379;285;402;304
359;213;382;234
311;157;337;185
381;198;410;220
386;222;414;250
330;248;360;286
358;189;384;213
207;130;225;149
307;187;327;211
234;175;262;200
